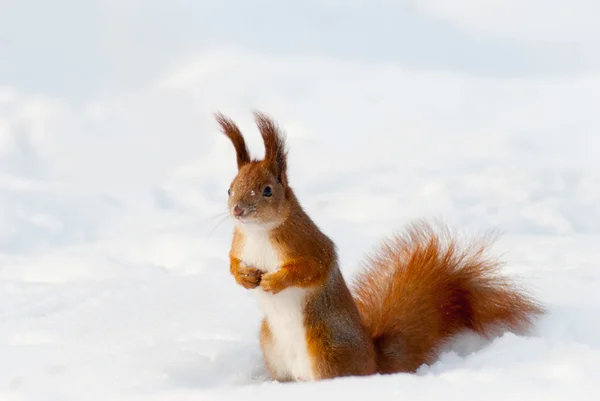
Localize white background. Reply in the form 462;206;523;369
1;1;599;400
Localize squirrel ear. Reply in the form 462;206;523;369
253;111;288;186
214;112;251;170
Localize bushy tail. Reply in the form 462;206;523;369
351;221;544;374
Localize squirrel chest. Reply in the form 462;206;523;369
238;228;315;381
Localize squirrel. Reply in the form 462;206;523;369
215;111;544;382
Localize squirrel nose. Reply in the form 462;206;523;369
232;205;244;217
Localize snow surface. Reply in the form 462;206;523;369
2;1;600;400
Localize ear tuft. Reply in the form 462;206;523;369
253;111;288;185
214;112;251;169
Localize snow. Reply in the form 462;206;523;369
2;1;600;400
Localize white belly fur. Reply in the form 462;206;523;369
238;225;314;381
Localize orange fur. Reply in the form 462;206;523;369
229;254;262;289
217;111;544;381
254;112;288;185
260;195;335;294
257;188;375;379
352;221;544;373
215;113;252;169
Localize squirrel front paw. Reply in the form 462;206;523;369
234;266;263;289
260;271;287;294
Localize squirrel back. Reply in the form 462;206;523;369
216;111;544;381
352;221;544;373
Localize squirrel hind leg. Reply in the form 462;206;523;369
372;332;436;374
372;334;406;373
259;319;294;382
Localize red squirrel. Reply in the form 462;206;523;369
215;111;544;382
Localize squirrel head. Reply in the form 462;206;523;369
215;111;290;230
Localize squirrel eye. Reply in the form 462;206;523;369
228;188;231;196
263;186;273;197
